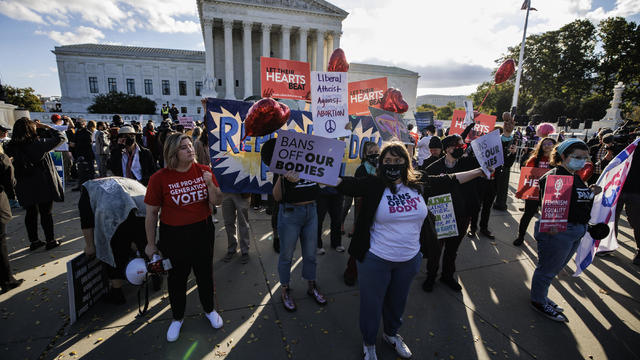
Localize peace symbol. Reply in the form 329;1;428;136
325;119;336;133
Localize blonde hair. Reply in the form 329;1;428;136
163;132;193;169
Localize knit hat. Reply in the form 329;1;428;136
429;136;442;149
557;138;586;155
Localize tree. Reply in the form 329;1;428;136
577;94;609;120
470;81;517;117
3;85;43;112
540;98;566;122
88;92;157;114
417;103;437;112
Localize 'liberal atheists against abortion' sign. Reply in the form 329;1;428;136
260;57;311;100
269;130;346;186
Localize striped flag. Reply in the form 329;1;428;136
521;0;537;11
573;138;640;276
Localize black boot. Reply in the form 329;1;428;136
422;277;436;292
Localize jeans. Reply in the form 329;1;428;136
221;193;251;254
317;193;343;248
530;221;586;304
277;203;318;286
357;251;422;345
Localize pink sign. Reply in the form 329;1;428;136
539;175;573;232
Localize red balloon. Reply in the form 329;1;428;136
327;48;349;72
495;59;516;84
577;162;595;182
380;88;409;113
245;98;290;137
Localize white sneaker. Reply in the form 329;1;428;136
335;245;345;252
363;343;378;360
205;310;223;329
317;248;326;255
166;320;183;342
383;333;412;358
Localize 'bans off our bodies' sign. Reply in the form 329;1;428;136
311;71;350;138
470;130;504;177
260;57;310;100
269;130;346;186
540;175;573;232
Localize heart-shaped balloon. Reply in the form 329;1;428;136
577;161;595;182
245;98;290;137
327;48;349;72
380;88;409;113
495;59;516;84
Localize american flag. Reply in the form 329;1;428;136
521;0;537;11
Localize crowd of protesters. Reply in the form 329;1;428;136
1;109;639;360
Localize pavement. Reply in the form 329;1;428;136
1;171;639;360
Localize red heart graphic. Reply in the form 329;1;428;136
495;59;515;84
380;88;409;113
327;48;349;72
245;98;290;137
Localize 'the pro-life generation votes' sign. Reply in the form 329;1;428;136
269;130;346;186
470;130;504;177
311;71;350;138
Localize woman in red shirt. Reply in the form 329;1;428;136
514;137;556;246
144;133;223;342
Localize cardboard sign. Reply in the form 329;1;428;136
260;57;311;100
348;77;387;115
311;71;350;138
539;175;573;232
449;110;496;142
66;253;109;324
470;130;504;177
427;193;459;239
515;167;549;200
369;107;413;144
269;130;346;186
178;116;194;129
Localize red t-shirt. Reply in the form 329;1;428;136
525;155;550;169
144;163;218;226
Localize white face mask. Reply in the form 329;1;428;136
567;157;586;171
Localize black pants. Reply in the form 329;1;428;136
494;169;510;210
159;218;215;320
518;200;540;238
470;180;496;231
25;201;54;243
0;223;14;284
426;216;470;280
76;158;95;187
317;193;343;248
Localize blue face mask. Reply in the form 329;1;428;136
501;135;513;142
364;161;376;175
567;158;586;171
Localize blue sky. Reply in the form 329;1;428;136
0;0;638;97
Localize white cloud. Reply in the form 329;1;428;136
35;26;105;45
0;1;45;23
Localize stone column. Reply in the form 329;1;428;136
315;30;325;71
281;25;291;60
261;23;271;58
298;27;308;62
333;31;341;50
243;21;253;99
223;19;235;99
202;19;217;98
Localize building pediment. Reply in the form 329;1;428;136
199;0;348;18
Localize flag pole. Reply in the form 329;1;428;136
511;1;532;114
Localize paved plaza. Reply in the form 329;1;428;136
1;172;639;360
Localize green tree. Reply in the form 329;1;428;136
417;103;437;112
88;92;157;114
470;81;517;116
577;94;609;120
3;85;43;112
540;98;566;122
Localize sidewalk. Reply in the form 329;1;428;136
1;172;639;360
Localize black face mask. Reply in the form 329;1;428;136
125;137;135;147
381;163;405;181
366;154;379;165
451;148;464;159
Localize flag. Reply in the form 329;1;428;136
521;0;537;11
573;138;640;276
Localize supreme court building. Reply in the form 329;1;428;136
53;0;419;119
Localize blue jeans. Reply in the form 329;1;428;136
357;251;422;345
530;221;587;304
277;203;318;286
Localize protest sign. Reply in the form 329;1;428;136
515;167;549;200
50;151;65;189
67;253;109;324
539;175;573;232
414;111;434;130
269;130;346;186
348;77;387;115
260;57;311;100
470;130;504;176
449;110;496;142
427;193;459;239
311;71;350;138
178;116;194;129
369;107;413;144
204;98;382;194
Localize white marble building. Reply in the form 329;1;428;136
53;0;419;118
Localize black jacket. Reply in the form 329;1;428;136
109;145;156;186
74;127;95;161
0;152;15;224
337;175;455;261
4;129;65;208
